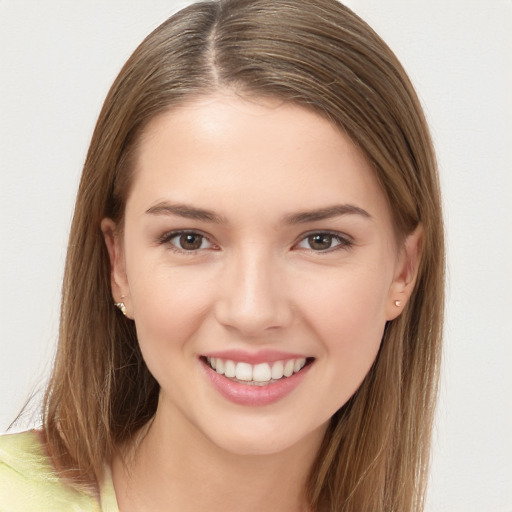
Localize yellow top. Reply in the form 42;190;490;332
0;430;119;511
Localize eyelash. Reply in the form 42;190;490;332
157;230;216;254
157;230;354;254
295;231;354;253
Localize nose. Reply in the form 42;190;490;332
214;247;293;338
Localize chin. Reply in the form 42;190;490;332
200;417;329;459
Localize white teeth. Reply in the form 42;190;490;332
294;358;306;372
224;360;236;378
215;358;225;375
235;362;253;381
283;359;294;377
206;356;308;383
253;363;272;382
271;361;284;380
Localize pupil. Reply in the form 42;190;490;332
309;234;332;250
180;234;202;250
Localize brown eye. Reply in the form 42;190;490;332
308;234;335;251
179;233;204;250
296;232;352;252
164;232;211;251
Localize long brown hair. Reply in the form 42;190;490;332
43;1;444;510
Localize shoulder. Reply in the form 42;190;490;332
0;430;53;482
0;430;101;511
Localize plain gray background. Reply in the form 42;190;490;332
1;1;511;511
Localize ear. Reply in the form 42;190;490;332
385;224;423;321
101;218;132;318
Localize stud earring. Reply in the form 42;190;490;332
394;300;401;307
114;301;127;316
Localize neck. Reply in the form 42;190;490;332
112;404;326;512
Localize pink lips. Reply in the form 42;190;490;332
200;351;312;406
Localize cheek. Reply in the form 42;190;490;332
128;263;215;359
299;264;390;380
302;260;390;333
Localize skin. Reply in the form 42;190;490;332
102;92;421;512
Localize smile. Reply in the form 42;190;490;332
201;351;314;405
206;356;307;386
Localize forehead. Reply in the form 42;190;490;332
127;93;391;224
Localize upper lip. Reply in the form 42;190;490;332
201;349;310;365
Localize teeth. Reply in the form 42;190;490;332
235;362;252;381
283;360;294;377
216;358;225;375
294;358;306;372
206;356;308;383
271;361;284;380
224;360;236;378
253;363;272;382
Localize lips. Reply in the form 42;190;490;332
200;351;313;405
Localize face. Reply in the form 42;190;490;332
103;93;420;457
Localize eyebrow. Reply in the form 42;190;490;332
145;201;371;224
283;204;371;224
145;202;227;223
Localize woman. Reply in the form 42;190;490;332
0;0;444;511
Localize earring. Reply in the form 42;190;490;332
394;300;401;307
115;302;127;316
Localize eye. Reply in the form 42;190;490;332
161;231;214;252
296;232;352;252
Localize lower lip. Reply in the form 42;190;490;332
202;359;312;406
